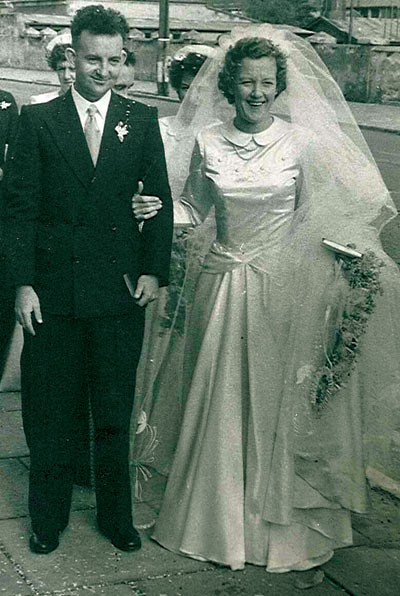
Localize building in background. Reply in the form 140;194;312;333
347;1;400;19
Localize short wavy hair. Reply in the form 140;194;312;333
169;53;208;92
47;44;69;71
71;4;129;47
218;37;287;105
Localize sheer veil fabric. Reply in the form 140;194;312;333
132;25;400;569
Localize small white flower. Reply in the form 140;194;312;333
136;410;147;434
0;101;11;110
296;364;314;385
115;121;129;142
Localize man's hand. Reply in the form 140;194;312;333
132;180;162;222
134;275;159;307
15;285;42;335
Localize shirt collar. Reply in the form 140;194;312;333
221;116;290;148
71;86;111;122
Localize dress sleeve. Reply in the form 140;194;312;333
180;137;213;225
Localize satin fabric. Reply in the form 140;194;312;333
152;118;364;571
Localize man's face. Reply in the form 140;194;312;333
114;64;135;98
68;31;126;101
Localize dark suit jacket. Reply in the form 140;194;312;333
0;90;19;365
3;90;173;318
0;90;18;174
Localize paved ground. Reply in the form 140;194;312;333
1;390;400;595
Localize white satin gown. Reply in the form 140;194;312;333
152;117;399;571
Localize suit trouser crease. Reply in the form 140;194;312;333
21;312;144;535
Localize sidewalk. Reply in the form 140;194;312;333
1;66;400;133
1;390;400;595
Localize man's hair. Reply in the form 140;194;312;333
123;49;136;67
47;44;68;71
70;4;129;47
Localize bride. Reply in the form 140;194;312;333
134;26;400;579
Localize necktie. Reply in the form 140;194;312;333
84;104;101;166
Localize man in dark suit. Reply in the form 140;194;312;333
3;5;173;554
0;89;18;378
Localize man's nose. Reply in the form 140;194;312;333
97;61;109;78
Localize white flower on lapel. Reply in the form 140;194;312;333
0;101;11;110
136;410;147;435
115;121;129;142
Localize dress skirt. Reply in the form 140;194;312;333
153;262;359;572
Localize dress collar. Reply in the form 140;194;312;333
221;116;290;148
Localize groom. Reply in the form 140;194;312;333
2;5;172;554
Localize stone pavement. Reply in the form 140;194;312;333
1;390;400;596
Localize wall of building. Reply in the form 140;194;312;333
0;14;399;103
313;42;400;103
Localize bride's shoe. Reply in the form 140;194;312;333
293;568;325;589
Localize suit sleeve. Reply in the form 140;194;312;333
140;107;173;287
0;92;18;171
2;105;42;286
5;93;18;149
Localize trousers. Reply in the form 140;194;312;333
21;311;144;535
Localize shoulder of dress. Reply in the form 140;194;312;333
274;118;317;151
197;120;223;143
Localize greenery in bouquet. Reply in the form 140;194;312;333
312;248;385;410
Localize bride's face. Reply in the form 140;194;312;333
232;56;277;133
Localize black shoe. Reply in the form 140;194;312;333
99;524;141;552
29;532;59;555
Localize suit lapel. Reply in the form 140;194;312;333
44;90;94;188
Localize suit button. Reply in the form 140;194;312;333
73;258;80;264
110;257;117;264
111;225;117;231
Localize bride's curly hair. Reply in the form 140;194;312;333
218;37;287;104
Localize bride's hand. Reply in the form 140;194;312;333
132;180;163;221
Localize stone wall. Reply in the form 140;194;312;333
313;42;400;103
369;47;400;103
313;43;370;103
0;13;400;102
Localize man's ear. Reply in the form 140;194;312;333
65;47;76;68
121;49;127;66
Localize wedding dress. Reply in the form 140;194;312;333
138;25;400;570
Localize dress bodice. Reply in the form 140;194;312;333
181;118;306;273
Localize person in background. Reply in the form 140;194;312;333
0;89;18;379
131;45;217;487
30;33;75;105
114;49;136;97
169;46;214;102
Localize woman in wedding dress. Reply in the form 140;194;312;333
135;27;400;581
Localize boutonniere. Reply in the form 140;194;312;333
115;121;129;143
0;101;11;110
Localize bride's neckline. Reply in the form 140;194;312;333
222;116;289;149
233;115;275;136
